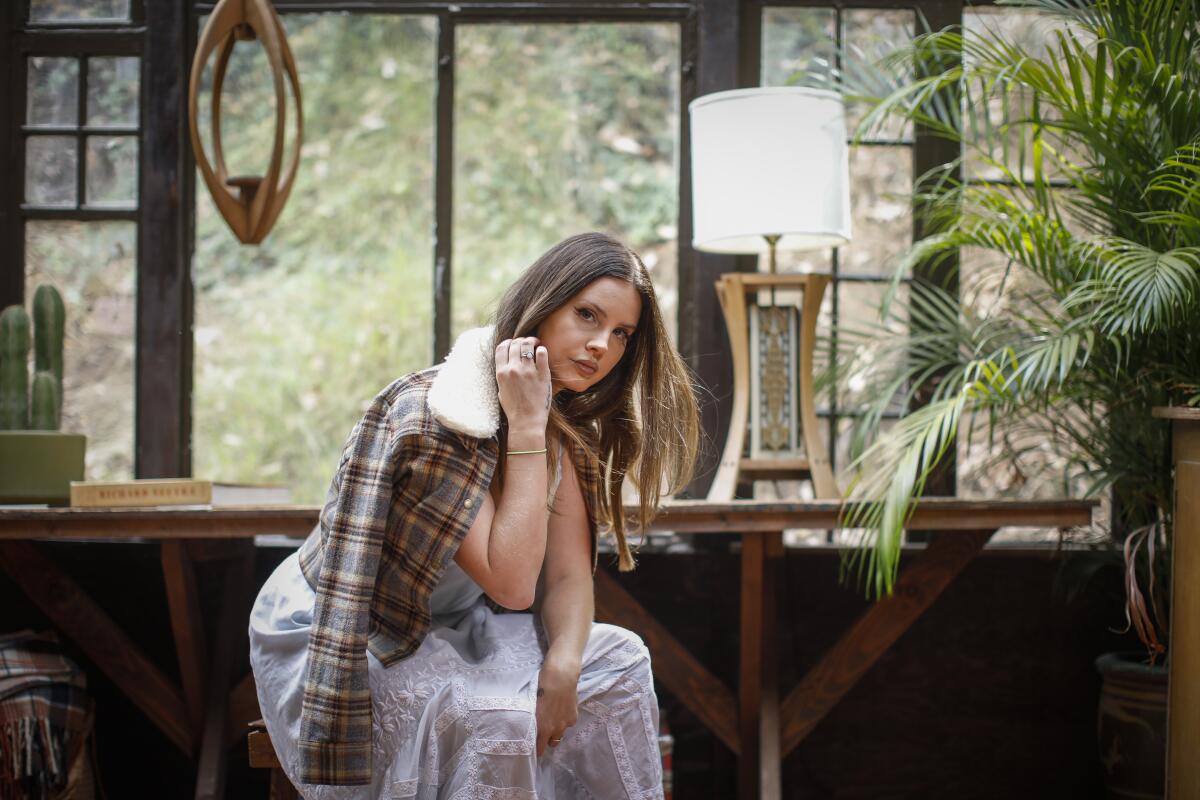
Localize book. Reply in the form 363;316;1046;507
69;479;293;509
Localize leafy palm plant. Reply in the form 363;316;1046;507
811;0;1200;663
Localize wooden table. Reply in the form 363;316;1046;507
0;498;1095;799
0;506;316;800
597;498;1098;799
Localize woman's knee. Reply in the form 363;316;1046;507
590;623;653;683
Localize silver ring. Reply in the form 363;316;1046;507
548;737;563;745
520;350;534;359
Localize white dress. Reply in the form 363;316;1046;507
248;546;664;800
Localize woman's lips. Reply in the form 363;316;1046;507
573;359;597;377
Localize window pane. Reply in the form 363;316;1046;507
87;57;140;128
839;145;912;276
963;8;1068;183
761;8;836;88
85;135;138;207
835;416;895;489
834;280;908;414
24;221;136;481
25;135;77;206
193;14;437;505
842;9;914;141
29;0;129;23
453;23;681;343
27;57;78;127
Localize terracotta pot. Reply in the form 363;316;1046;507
1096;651;1167;799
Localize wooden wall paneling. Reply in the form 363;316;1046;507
780;528;994;756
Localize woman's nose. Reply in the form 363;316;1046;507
588;336;608;357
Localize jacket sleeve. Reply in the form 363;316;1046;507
297;393;402;786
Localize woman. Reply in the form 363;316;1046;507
249;232;700;799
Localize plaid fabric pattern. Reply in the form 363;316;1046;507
294;365;603;786
0;630;91;800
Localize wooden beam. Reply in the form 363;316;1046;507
780;529;993;757
737;532;782;800
195;545;255;800
138;0;190;479
0;541;194;756
162;541;208;734
594;568;739;754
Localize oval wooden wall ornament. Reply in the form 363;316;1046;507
188;0;303;244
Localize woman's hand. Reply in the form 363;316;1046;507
495;336;552;439
534;659;579;757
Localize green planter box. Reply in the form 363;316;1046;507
0;431;87;506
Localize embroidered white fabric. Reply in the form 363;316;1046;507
249;551;664;800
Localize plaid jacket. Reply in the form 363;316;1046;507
294;325;605;786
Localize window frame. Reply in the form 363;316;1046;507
3;0;982;494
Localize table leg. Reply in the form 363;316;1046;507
162;541;208;734
195;541;255;800
739;531;783;800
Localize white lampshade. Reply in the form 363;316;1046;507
689;87;851;254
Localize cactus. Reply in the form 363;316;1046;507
0;284;66;431
33;284;64;393
0;306;31;430
31;371;60;430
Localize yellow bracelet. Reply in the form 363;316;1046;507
507;447;548;455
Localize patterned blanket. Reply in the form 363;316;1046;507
0;630;91;800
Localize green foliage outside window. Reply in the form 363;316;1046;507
193;15;680;504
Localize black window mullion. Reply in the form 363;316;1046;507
76;53;87;210
2;1;20;310
907;0;962;543
138;0;188;478
432;11;454;364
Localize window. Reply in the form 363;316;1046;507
191;14;438;504
16;4;142;480
957;6;1093;543
189;8;685;504
452;22;681;345
761;5;916;545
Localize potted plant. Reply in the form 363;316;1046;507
0;284;86;505
798;0;1198;795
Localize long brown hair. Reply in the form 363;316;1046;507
491;232;700;571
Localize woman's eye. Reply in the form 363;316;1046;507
577;308;594;321
615;329;629;342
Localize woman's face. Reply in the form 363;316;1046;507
536;276;642;395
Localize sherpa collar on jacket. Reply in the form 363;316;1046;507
427;324;501;439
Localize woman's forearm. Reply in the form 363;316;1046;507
487;427;551;600
539;572;594;678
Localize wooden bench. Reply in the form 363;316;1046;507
247;720;298;800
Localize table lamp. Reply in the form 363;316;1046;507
689;87;851;500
